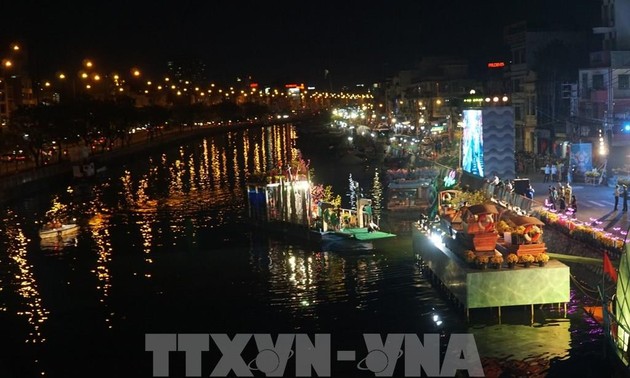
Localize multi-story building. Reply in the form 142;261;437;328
0;43;36;124
577;0;630;170
381;56;480;136
504;22;593;154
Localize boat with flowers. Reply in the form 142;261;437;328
246;162;395;251
412;186;570;321
495;214;546;257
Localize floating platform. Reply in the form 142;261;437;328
412;223;570;317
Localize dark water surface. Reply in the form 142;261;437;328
0;121;621;377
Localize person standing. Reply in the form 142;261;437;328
547;193;556;210
570;195;578;217
559;195;566;212
505;180;513;193
614;184;621;211
363;202;373;224
623;185;629;212
551;163;558;182
543;164;551;183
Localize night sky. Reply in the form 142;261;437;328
3;1;601;88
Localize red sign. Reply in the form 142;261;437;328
487;62;505;68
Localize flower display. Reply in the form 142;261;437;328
531;209;624;258
476;255;490;265
490;255;504;264
496;220;514;234
519;254;535;263
535;253;549;263
506;253;519;264
514;225;526;236
465;250;476;263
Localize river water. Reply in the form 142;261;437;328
0;119;622;377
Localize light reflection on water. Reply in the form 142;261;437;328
0;121;619;377
1;210;49;344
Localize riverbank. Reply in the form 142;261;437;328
0;113;325;205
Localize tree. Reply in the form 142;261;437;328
9;105;57;166
370;167;383;221
347;173;360;210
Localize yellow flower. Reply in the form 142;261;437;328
490;255;504;264
476;255;489;264
519;254;535;263
535;253;549;263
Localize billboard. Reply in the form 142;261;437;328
570;143;593;174
461;109;484;177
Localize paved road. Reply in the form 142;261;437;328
527;172;630;242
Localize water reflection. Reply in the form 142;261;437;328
1;210;49;344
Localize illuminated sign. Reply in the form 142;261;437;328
487;62;505;68
462;109;484;177
464;98;484;103
285;83;305;89
250;83;258;88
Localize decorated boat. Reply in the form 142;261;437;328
443;202;500;256
495;213;546;257
413;186;570;322
385;178;433;217
246;166;395;251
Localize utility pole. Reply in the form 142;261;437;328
606;66;614;146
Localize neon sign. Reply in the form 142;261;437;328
487;62;505;68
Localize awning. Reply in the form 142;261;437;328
510;216;545;227
465;203;499;215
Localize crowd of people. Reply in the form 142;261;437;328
544;183;577;216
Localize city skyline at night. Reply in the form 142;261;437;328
3;1;601;87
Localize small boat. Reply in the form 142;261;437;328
312;227;396;251
73;161;106;179
39;223;80;239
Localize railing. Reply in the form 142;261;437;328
482;182;543;215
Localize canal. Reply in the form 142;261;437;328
0;119;618;377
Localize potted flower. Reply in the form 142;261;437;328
496;221;514;242
535;253;550;267
506;253;519;269
465;250;476;266
475;255;490;269
490;254;504;269
519;253;535;267
496;220;512;234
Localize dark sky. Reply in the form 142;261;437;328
2;1;601;88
